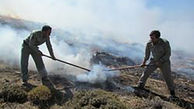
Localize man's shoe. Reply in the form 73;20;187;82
42;77;56;91
21;81;28;85
169;90;178;101
170;90;175;96
21;81;33;88
169;95;178;101
137;83;145;90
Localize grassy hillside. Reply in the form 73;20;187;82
0;62;194;109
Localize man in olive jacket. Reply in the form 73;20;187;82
21;25;56;89
138;30;175;97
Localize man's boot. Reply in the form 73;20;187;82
169;90;177;101
21;80;30;86
42;77;56;91
21;80;34;90
137;83;145;89
170;90;175;96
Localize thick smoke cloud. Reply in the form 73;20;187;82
0;0;159;44
0;0;193;53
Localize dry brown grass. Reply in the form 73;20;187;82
124;96;150;109
0;61;194;109
64;89;129;109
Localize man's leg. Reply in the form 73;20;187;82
138;61;157;88
160;61;175;96
31;52;55;90
31;52;48;78
21;46;30;83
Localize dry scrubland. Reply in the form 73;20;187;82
0;61;194;109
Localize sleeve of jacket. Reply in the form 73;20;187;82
28;33;39;53
144;42;151;62
159;41;171;63
46;37;55;57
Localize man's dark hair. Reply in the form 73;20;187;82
150;30;160;38
42;25;52;31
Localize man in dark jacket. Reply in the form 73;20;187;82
21;25;56;89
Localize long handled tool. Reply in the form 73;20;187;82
106;65;151;71
42;54;91;72
106;65;141;71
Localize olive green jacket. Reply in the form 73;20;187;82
144;38;171;63
24;30;54;57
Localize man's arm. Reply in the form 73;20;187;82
46;37;56;59
141;43;150;66
159;41;171;63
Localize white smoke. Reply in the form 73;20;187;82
0;25;28;66
0;0;193;54
0;0;160;44
76;65;119;83
0;0;194;83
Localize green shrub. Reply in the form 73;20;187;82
1;84;27;103
28;85;52;104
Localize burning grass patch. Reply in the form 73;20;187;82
65;89;128;109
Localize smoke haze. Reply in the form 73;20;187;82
0;0;193;53
0;0;194;82
76;65;119;83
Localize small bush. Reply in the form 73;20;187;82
28;85;52;104
65;89;128;109
1;84;27;103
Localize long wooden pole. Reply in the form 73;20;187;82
107;65;147;71
42;54;91;72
